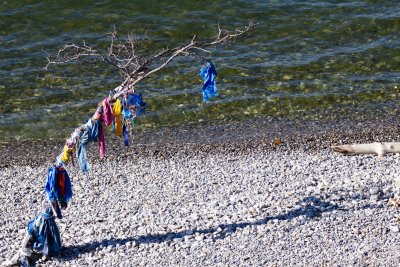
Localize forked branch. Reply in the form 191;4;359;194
45;20;256;96
44;21;256;163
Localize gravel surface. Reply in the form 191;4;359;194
1;119;400;266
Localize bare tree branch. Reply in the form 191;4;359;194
44;21;256;161
45;21;256;90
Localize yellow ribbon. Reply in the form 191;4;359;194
61;145;75;163
112;99;123;136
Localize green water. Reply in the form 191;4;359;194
1;1;400;141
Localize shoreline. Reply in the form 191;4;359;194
2;116;400;168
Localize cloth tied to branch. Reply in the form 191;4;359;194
123;124;129;146
45;165;72;212
128;93;147;117
102;97;114;126
120;93;147;147
61;144;75;164
123;93;147;119
95;98;114;159
77;119;99;172
27;207;61;257
199;61;218;102
112;99;123;136
98;122;105;159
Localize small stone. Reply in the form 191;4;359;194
84;228;94;235
96;217;105;222
195;235;204;241
370;195;379;202
389;225;399;233
369;188;380;195
365;209;374;216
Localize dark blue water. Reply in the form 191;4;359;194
1;0;400;141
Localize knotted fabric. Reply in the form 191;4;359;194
98;122;105;159
77;120;99;172
61;144;74;164
102;97;114;126
123;124;129;147
200;61;218;102
45;165;72;205
27;207;61;257
112;99;123;136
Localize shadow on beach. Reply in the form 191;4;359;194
59;196;342;261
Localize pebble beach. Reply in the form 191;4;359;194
1;118;400;266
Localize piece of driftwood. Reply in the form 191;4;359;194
332;142;400;208
332;142;400;157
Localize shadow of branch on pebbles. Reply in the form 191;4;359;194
59;196;339;261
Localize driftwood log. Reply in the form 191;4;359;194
332;143;400;158
332;142;400;206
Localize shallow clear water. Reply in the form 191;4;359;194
1;0;400;141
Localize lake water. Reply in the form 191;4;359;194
1;0;400;141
